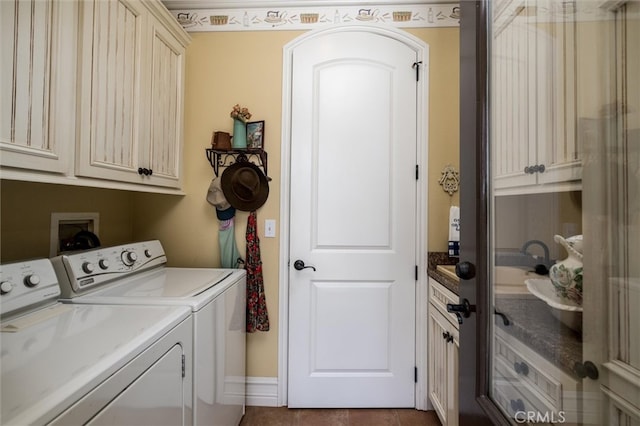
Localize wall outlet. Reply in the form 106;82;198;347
265;219;276;238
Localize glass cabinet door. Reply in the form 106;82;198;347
487;1;639;424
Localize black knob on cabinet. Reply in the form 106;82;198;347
455;262;476;280
138;167;144;175
148;169;153;175
510;398;525;413
524;166;531;174
538;164;545;173
514;361;529;376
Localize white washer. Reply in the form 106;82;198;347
51;240;247;426
0;258;193;426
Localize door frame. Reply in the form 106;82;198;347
277;23;430;409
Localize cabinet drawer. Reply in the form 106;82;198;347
493;377;556;423
495;332;562;409
428;278;459;325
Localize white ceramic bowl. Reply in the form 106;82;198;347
525;278;583;333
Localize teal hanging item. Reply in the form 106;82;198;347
232;119;247;149
219;218;242;268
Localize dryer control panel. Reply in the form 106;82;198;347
51;240;167;299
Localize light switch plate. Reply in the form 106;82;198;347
265;219;276;238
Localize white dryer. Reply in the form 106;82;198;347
0;258;193;426
51;240;247;426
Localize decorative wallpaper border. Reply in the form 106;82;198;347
170;4;460;32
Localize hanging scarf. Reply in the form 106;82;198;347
245;211;270;332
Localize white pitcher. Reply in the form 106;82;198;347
549;235;583;305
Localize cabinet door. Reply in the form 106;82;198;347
536;0;582;186
492;0;582;193
0;0;76;174
76;0;146;183
141;18;185;188
492;4;538;190
583;1;640;422
428;307;459;426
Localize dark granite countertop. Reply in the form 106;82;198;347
427;252;582;379
494;296;582;379
427;252;459;295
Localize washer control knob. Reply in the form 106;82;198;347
1;281;13;294
122;251;138;266
24;274;40;287
98;259;110;270
82;262;95;274
144;249;152;258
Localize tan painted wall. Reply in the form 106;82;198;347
0;180;135;262
132;27;460;378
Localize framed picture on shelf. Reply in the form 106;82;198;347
246;120;264;149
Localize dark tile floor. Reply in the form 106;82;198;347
239;406;442;426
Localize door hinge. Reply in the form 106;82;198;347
415;164;419;180
414;367;418;383
415;265;418;280
412;61;422;81
181;354;186;378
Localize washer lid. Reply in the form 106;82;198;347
0;303;190;425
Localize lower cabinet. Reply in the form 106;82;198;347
493;327;585;424
428;278;459;426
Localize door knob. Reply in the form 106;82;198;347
455;261;476;280
293;260;316;271
573;361;599;380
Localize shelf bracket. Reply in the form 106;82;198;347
205;148;269;180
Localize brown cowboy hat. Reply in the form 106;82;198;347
220;162;269;211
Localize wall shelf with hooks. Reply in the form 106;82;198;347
205;148;269;179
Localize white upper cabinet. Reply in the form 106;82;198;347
145;17;187;187
76;0;189;189
492;0;582;195
0;0;77;174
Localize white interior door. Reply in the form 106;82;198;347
288;27;419;408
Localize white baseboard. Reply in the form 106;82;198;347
246;377;279;407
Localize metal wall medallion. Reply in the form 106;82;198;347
438;165;459;196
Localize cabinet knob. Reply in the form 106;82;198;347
510;398;525;413
441;331;454;343
537;164;545;173
514;361;529;376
